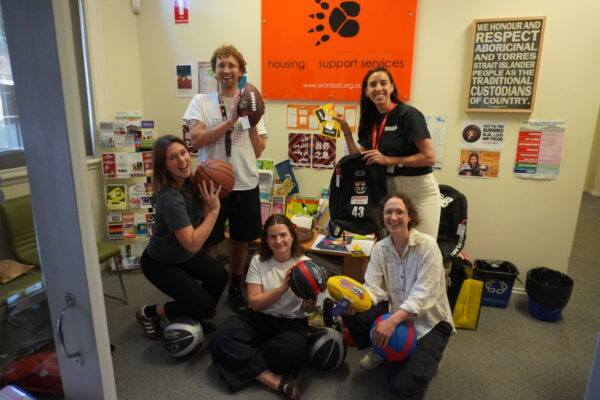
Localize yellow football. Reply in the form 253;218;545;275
326;275;372;312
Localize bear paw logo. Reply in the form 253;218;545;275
308;0;361;46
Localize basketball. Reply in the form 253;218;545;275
308;327;347;371
370;314;416;362
194;159;235;199
326;275;372;313
162;318;204;358
289;259;328;299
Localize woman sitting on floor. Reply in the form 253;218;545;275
209;214;316;400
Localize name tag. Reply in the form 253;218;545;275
240;116;250;130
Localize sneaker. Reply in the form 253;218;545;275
228;287;248;314
360;349;384;370
135;309;163;340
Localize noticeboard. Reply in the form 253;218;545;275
465;17;546;113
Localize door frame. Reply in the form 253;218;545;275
1;0;117;397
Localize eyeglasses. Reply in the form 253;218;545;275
384;209;407;216
216;62;239;70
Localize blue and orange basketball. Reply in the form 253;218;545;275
369;314;416;361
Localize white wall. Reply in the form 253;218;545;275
83;0;600;274
85;0;144;119
584;110;600;196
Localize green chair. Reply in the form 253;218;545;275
0;195;127;305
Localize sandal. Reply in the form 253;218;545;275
135;310;163;340
278;375;300;400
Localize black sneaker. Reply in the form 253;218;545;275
228;287;248;314
135;309;163;340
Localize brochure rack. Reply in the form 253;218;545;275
99;119;156;271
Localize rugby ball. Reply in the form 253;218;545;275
326;275;372;312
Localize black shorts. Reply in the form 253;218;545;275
204;186;262;247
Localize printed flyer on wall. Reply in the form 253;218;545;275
287;104;320;130
457;149;500;178
460;120;505;150
514;120;566;179
176;64;193;97
425;115;447;169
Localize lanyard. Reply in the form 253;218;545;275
218;94;233;158
371;103;395;150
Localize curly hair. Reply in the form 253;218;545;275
376;193;420;231
210;44;247;76
258;215;304;261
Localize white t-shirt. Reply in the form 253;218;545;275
245;254;308;319
182;92;267;191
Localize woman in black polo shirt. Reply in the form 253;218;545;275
334;66;441;238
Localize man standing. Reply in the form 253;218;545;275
183;45;267;314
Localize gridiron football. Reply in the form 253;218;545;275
237;82;265;127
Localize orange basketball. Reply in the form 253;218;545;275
194;159;235;199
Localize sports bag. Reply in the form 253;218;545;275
437;185;468;262
452;278;483;330
328;153;387;236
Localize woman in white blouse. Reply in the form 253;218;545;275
343;193;455;398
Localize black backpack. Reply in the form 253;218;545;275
328;153;387;236
437;184;468;262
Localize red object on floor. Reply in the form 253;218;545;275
0;352;63;396
341;320;355;347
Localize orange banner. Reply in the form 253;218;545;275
261;0;418;101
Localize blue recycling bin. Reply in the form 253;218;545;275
473;260;519;308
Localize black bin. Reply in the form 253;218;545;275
525;267;574;322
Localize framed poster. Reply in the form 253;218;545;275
465;17;546;113
197;61;218;94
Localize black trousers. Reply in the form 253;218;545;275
141;250;228;320
209;309;308;392
343;302;452;398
